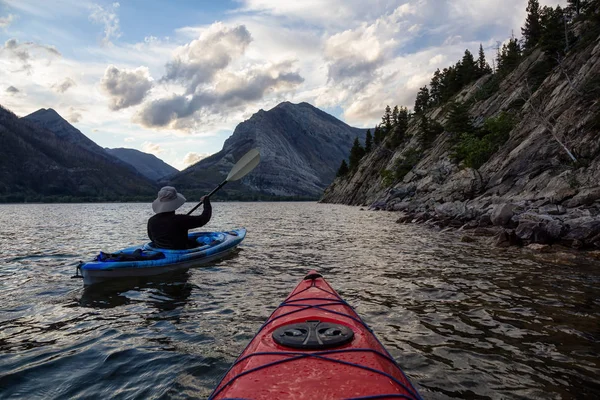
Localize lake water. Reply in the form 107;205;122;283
0;202;599;399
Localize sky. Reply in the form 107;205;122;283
0;0;567;170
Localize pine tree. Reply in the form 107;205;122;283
382;105;393;133
497;37;522;76
445;102;474;137
336;159;349;177
365;129;373;153
392;106;399;126
373;125;382;145
397;107;409;132
429;69;442;106
495;44;503;74
418;116;443;148
440;66;460;102
476;44;492;76
540;6;571;56
348;137;365;171
457;49;477;85
522;0;543;51
414;86;430;114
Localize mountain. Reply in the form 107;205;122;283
105;147;178;181
165;102;367;200
321;21;600;249
24;109;113;161
0;106;156;202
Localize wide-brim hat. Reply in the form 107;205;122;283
152;186;186;213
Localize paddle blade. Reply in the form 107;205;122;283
226;148;261;181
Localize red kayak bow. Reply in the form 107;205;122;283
210;271;422;399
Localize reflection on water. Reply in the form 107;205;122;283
0;202;599;399
77;271;195;309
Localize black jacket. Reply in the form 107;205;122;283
147;199;212;249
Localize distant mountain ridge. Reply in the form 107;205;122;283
166;102;367;199
106;147;178;181
0;101;367;202
0;105;156;202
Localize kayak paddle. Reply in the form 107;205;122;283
187;148;261;215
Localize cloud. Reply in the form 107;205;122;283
324;28;385;86
67;107;82;123
100;65;153;110
124;137;135;142
89;2;121;46
52;77;77;93
142;142;163;156
137;60;303;129
5;85;19;94
234;0;408;30
1;38;61;73
183;152;210;167
0;14;15;28
428;54;446;66
318;2;422;106
164;23;252;95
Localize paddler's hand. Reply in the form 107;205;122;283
201;196;210;205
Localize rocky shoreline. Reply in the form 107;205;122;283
370;189;600;252
323;36;600;257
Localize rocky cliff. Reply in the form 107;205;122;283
167;102;367;200
322;32;600;250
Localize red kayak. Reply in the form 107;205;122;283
210;271;422;399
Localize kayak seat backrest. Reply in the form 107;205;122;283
95;249;165;262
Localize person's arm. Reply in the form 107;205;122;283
179;196;212;229
147;218;154;241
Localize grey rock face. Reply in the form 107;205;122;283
491;204;514;227
168;102;367;199
320;29;600;249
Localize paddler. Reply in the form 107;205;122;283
147;186;212;249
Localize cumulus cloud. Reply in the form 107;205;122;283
0;14;15;28
5;85;19;94
89;2;121;46
52;77;77;93
183;152;210;167
164;23;252;94
320;2;421;102
324;28;385;86
134;22;303;130
1;38;61;73
137;61;303;129
142;142;163;156
67;107;82;123
100;65;153;110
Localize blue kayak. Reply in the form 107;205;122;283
78;228;246;285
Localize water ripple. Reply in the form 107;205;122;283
0;202;598;399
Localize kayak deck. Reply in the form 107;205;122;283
210;271;421;399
